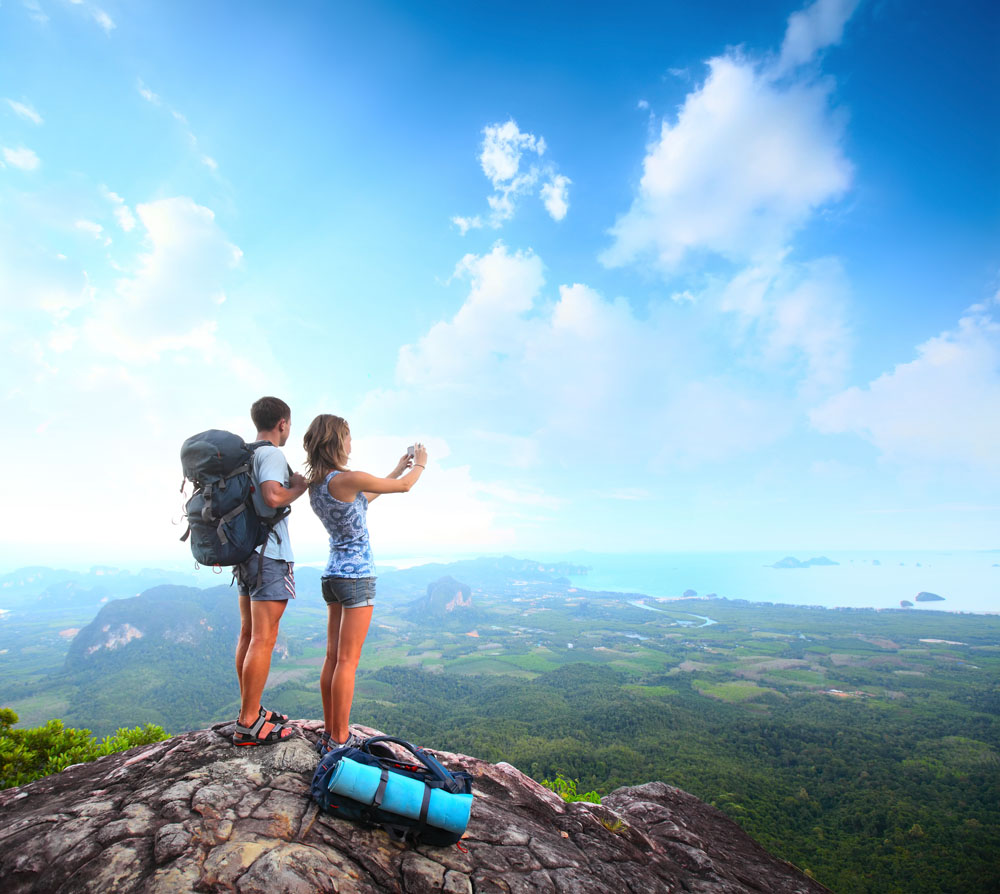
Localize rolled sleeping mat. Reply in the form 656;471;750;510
327;756;473;835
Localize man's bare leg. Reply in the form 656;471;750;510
237;598;288;728
236;593;253;700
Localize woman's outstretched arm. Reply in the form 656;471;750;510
362;453;413;503
329;445;427;504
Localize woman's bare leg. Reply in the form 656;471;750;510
320;602;343;734
329;605;374;742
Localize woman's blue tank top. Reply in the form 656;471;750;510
309;471;374;578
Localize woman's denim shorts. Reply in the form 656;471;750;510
321;576;376;608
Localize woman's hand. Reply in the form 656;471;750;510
390;453;412;479
413;443;428;467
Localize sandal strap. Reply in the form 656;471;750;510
260;706;288;724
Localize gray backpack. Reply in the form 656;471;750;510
179;430;288;567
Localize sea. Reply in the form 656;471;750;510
380;550;1000;615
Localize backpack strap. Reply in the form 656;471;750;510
200;484;213;522
216;502;248;546
361;736;456;787
373;768;390;808
415;784;433;839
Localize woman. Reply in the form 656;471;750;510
303;414;428;752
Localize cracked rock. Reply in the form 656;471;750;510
0;721;829;894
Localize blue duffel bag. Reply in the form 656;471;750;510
311;735;474;846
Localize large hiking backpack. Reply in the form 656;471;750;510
311;736;475;847
179;429;288;567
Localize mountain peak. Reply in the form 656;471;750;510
0;720;827;893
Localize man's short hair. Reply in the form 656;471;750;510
251;396;291;432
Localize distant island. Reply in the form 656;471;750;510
915;591;945;603
769;556;839;569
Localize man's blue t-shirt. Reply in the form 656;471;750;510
250;445;293;562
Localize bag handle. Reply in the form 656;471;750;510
361;736;453;784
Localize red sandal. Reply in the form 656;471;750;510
260;706;288;724
233;712;292;746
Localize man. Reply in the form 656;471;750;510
232;396;309;746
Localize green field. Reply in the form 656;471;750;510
1;566;998;894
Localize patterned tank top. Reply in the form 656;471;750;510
309;470;374;578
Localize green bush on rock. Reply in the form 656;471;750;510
0;707;168;789
542;772;601;803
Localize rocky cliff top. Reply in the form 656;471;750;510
0;720;828;893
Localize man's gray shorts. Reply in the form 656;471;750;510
321;576;375;608
236;552;295;601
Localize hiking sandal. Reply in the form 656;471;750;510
320;731;366;755
260;706;288;724
233;712;292;746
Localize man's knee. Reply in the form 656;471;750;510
249;630;280;651
336;652;362;672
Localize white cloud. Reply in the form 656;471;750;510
378;243;789;473
776;0;861;75
0;188;291;564
137;80;161;105
22;1;49;25
811;299;1000;472
719;254;850;389
541;174;571;221
455;119;570;231
75;219;108;244
101;186;138;231
136;82;221;174
89;197;242;359
2;145;41;171
451;215;483;235
480;120;545;183
113;206;136;231
602;54;852;270
398;243;543;386
5;99;43;125
92;8;115;33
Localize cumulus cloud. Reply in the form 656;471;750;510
451;215;483;236
0;188;287;562
101;187;137;231
602;53;852;270
84;197;242;360
136;82;221;175
137;80;161;105
92;8;115;34
74;219;110;246
454;119;571;231
540;174;571;221
811;299;1000;472
2;145;41;170
480;120;545;183
719;254;851;389
379;243;789;471
776;0;861;74
397;243;543;386
5;99;43;125
22;1;49;25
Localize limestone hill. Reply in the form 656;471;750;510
0;720;827;893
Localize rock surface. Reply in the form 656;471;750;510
0;721;829;893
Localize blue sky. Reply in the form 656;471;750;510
1;0;998;568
